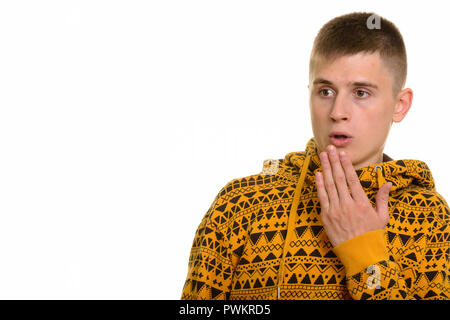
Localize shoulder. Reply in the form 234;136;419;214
219;157;290;197
430;190;450;226
205;169;290;227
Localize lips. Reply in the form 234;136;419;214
330;136;352;147
329;131;353;147
329;131;352;139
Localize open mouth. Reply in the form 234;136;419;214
330;135;353;146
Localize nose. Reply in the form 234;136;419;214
329;94;350;121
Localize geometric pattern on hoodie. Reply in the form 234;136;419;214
181;137;449;300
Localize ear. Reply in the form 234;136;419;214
392;88;413;123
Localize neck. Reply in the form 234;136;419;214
352;151;384;170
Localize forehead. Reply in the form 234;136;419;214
310;52;392;88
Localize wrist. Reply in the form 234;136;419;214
332;229;389;276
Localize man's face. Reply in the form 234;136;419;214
309;52;401;170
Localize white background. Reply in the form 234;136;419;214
0;1;448;299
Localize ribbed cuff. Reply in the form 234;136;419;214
332;229;389;276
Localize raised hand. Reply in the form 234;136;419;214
315;145;392;247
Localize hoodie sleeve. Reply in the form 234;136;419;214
181;182;234;300
333;199;450;300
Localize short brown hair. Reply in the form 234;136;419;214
309;12;407;97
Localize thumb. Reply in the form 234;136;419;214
375;182;392;225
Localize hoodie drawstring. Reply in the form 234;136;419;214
374;165;385;189
276;151;312;299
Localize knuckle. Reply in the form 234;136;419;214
325;181;335;189
356;201;369;211
348;176;359;184
335;175;346;184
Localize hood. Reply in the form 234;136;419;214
270;137;436;299
278;137;435;194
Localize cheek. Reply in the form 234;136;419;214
310;109;328;135
369;107;392;131
356;113;389;147
310;103;328;120
356;101;387;124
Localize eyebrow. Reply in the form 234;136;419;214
312;78;379;90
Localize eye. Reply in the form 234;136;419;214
355;89;370;98
318;88;334;97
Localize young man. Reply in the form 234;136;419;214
181;12;449;300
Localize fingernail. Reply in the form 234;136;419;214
328;145;335;154
339;151;345;158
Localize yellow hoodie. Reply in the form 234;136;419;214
181;137;449;300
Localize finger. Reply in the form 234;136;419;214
339;151;366;201
375;182;392;225
315;171;329;212
327;145;353;203
319;151;339;205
